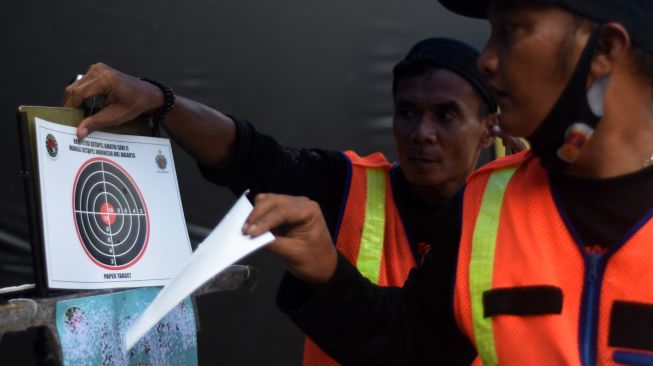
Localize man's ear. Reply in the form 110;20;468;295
590;23;631;81
479;113;498;149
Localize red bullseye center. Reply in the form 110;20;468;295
99;202;117;225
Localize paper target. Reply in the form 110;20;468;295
72;157;150;270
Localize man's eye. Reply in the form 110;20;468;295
498;19;523;41
501;22;515;35
438;110;457;123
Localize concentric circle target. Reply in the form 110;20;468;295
72;157;149;270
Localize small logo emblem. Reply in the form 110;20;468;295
155;151;167;170
46;134;58;158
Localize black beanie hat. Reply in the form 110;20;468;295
393;37;498;114
438;0;653;56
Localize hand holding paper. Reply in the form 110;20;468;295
242;193;338;285
125;193;274;350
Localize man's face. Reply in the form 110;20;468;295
479;1;590;137
393;69;490;199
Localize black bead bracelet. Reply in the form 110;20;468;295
139;77;175;128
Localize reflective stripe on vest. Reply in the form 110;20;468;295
356;168;386;284
303;151;414;366
470;166;518;366
456;151;653;364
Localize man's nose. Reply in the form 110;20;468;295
411;117;438;144
477;39;498;77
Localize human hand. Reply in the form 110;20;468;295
63;63;164;141
243;193;338;285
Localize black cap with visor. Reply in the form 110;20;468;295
438;0;653;55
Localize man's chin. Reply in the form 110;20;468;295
406;159;441;170
404;172;447;189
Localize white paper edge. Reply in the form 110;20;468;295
125;192;274;350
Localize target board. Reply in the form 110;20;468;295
73;158;149;270
35;118;192;290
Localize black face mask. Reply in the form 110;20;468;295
528;26;608;171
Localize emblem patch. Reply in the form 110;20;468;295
155;151;167;170
46;134;59;158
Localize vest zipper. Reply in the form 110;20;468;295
581;252;601;366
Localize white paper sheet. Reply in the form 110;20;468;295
125;192;274;350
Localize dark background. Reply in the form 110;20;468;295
0;1;487;364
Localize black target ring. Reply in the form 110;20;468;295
72;157;150;270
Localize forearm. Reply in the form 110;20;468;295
161;95;236;167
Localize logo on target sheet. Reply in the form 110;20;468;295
155;150;167;170
72;157;150;270
46;134;59;159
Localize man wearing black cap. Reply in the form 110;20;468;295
241;0;653;364
64;38;502;365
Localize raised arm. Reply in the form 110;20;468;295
63;63;235;167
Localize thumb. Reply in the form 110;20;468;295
76;116;97;140
76;104;133;140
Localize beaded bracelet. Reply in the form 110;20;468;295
139;77;175;128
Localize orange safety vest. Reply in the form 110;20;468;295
454;150;653;365
303;151;418;366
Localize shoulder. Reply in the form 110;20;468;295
467;149;531;182
343;150;392;168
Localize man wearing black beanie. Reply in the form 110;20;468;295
65;38;505;365
240;0;653;364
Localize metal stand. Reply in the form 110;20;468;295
0;265;258;365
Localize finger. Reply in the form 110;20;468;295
244;194;312;237
76;104;130;140
243;193;278;232
244;194;293;235
63;63;113;107
77;115;108;141
63;65;98;107
63;73;106;108
63;66;93;106
63;81;85;108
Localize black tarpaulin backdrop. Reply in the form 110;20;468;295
0;0;487;364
